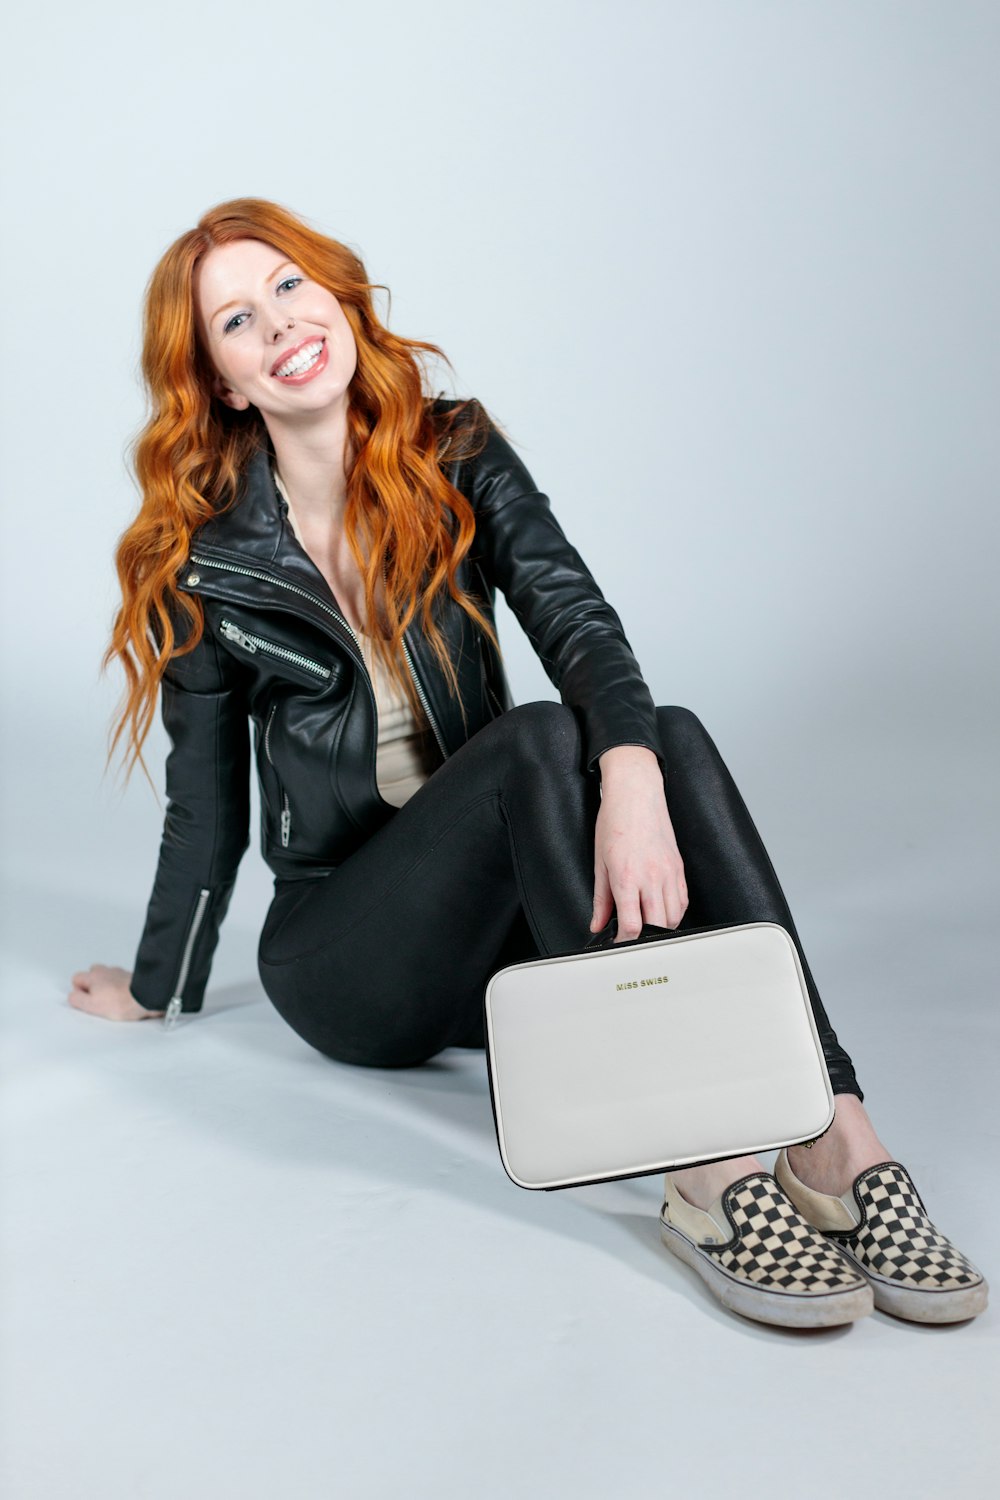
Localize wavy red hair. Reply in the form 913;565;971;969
104;196;504;787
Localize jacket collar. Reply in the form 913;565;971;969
191;395;459;566
186;441;359;620
192;443;289;566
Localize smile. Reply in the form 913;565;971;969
273;338;326;380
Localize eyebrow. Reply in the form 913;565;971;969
210;259;297;328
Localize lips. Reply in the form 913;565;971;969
270;336;325;377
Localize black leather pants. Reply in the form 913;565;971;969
257;702;862;1098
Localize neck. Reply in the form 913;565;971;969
264;399;353;526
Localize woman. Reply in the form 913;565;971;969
70;198;986;1330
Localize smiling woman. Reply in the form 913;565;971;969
197;242;357;403
69;195;988;1334
113;198;503;746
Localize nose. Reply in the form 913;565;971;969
270;315;294;341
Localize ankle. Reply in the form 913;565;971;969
667;1155;765;1212
786;1121;894;1198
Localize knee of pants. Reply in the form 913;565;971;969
654;704;712;755
491;699;582;772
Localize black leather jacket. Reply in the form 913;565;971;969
130;399;665;1017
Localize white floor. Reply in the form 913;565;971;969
2;849;997;1500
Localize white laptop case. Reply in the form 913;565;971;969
483;921;835;1191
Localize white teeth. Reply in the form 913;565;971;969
275;339;324;378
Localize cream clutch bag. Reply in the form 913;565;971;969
483;920;835;1191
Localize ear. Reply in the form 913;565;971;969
213;373;251;411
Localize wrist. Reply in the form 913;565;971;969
597;744;662;784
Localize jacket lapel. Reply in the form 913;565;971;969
181;445;462;755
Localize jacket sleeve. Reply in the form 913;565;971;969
129;604;251;1017
463;408;665;779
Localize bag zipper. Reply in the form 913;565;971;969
187;552;449;761
164;885;211;1028
220;619;332;679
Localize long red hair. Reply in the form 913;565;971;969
104;196;503;786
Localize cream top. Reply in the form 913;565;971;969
273;464;438;808
355;631;441;808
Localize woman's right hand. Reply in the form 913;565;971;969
68;963;166;1021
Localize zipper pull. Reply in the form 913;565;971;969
221;621;257;653
280;799;291;847
164;996;183;1029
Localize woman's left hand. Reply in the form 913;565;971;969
590;745;689;942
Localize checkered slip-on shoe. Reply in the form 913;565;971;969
774;1149;989;1323
659;1170;873;1328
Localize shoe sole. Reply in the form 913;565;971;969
659;1217;874;1329
829;1241;989;1324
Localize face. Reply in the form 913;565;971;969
194;237;358;425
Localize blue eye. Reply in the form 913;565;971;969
222;276;303;334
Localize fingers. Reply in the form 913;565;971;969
592;785;690;943
590;862;613;933
663;866;689;929
70;964;115;990
68;968;116;1019
610;862;689;942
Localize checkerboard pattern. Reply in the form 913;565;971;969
705;1175;864;1292
831;1164;984;1291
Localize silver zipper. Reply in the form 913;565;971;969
220;619;331;679
165;886;211;1029
189;552;450;761
401;634;448;761
190;553;364;653
263;705;291;846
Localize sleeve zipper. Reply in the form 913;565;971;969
164;886;211;1029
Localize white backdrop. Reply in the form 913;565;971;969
2;1;997;952
2;2;997;960
1;4;997;1496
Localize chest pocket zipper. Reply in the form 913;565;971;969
264;702;292;848
220;619;333;681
